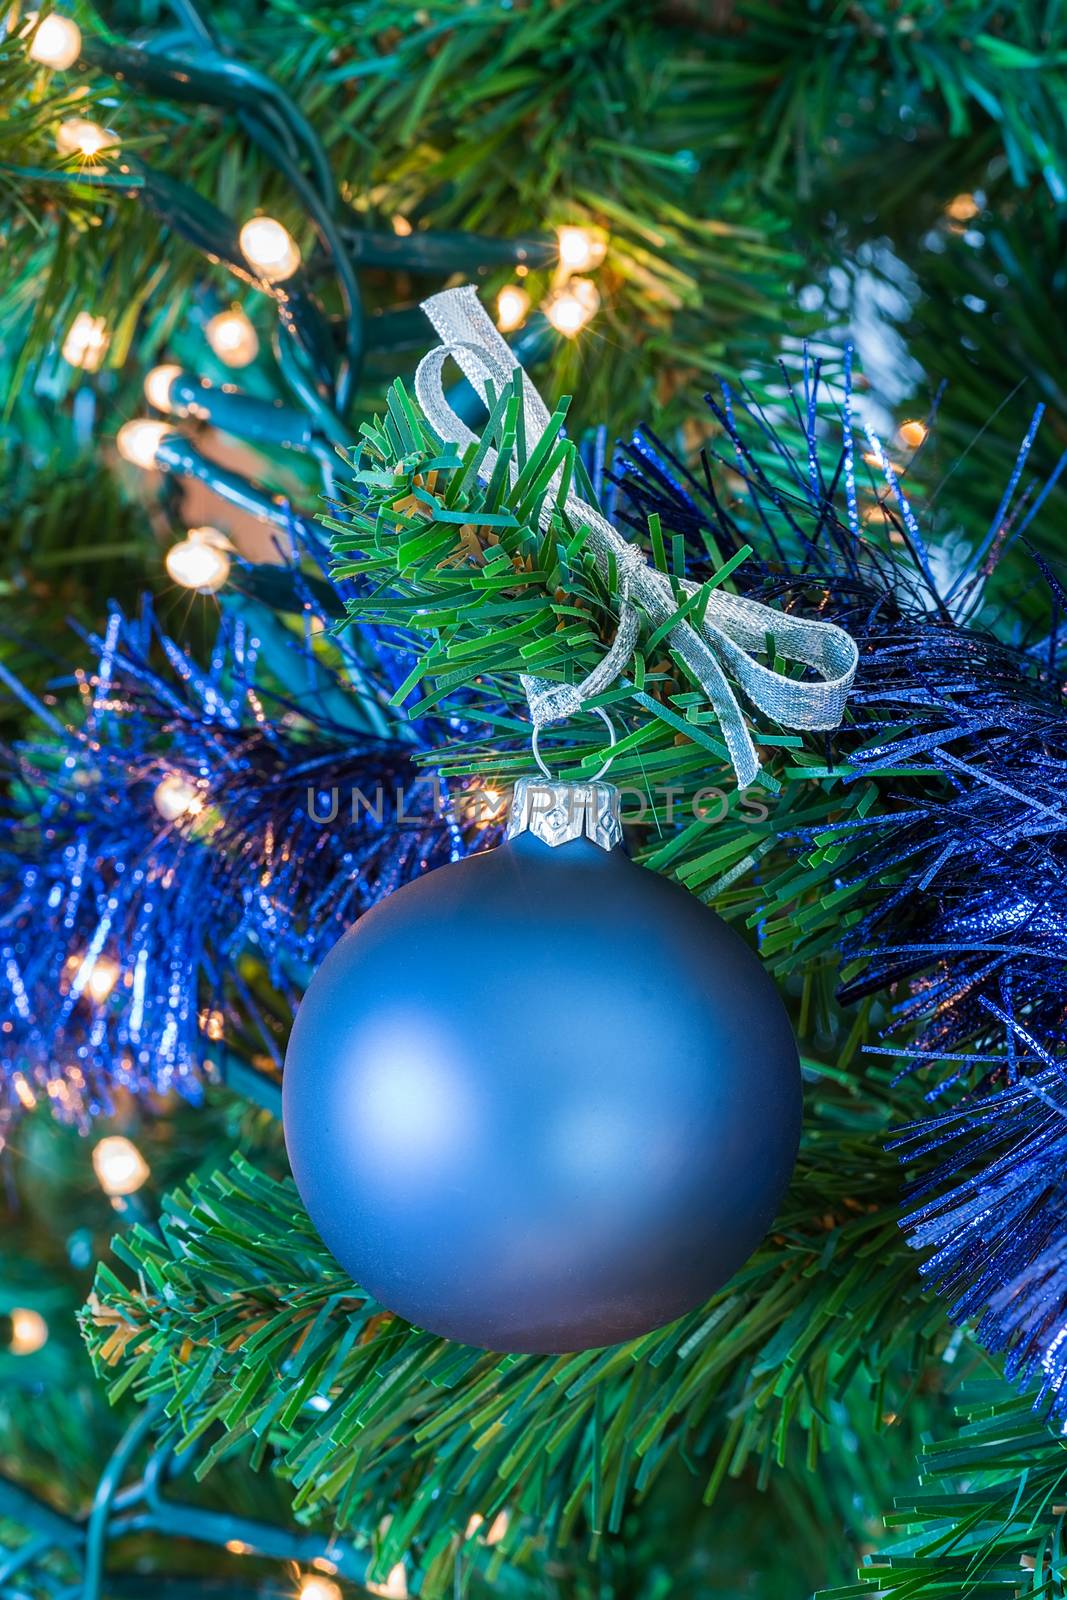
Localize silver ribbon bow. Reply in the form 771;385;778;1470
414;286;858;788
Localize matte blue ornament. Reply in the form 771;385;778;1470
283;779;800;1353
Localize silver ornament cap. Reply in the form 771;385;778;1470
505;778;623;851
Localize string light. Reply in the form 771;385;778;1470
144;363;183;412
165;527;231;593
556;225;606;273
61;311;109;371
495;284;530;333
66;952;121;1004
945;193;979;222
116;418;171;469
12;1075;37;1111
8;1308;48;1355
298;1579;342;1600
198;1007;225;1042
544;277;599;337
898;419;928;449
239;216;301;283
365;1565;408;1599
55;117;116;161
92;1135;150;1197
153;771;200;821
23;11;81;68
205;307;259;367
391;214;413;236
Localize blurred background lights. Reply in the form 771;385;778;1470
165;528;231;592
92;1135;150;1197
8;1307;48;1355
144;364;182;411
62;312;109;371
116;418;170;469
55;117;116;159
495;284;530;332
544;277;599;337
153;771;200;821
204;307;259;366
556;224;606;272
239;216;301;283
24;11;81;68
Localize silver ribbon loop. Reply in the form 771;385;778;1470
415;285;858;788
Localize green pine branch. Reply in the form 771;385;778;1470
82;1063;952;1599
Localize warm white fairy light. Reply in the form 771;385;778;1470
116;418;171;469
945;192;979;222
898;419;928;449
8;1307;48;1355
239;216;301;283
298;1579;342;1600
153;771;200;821
468;1509;510;1546
144;363;183;412
365;1565;408;1600
544;277;599;337
92;1135;150;1197
556;225;606;273
165;527;231;593
55;117;116;160
61;311;109;371
495;284;530;333
205;307;259;367
24;11;81;68
67;952;121;1004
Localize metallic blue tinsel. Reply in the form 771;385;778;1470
616;352;1067;1415
0;530;468;1132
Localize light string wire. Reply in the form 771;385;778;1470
6;0;560;516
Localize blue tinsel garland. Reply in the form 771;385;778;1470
617;355;1067;1414
0;537;466;1134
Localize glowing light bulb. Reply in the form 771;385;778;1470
495;284;530;333
485;1510;509;1545
153;771;200;821
945;192;979;222
239;216;301;283
24;11;81;68
391;214;413;236
299;1579;342;1600
165;528;231;593
68;952;120;1004
144;363;182;412
199;1007;225;1042
8;1308;48;1355
61;310;109;371
55;117;116;160
116;418;170;469
205;307;259;367
544;277;599;337
898;419;928;449
366;1565;408;1600
92;1135;150;1197
556;225;606;272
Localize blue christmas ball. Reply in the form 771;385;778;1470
283;781;800;1353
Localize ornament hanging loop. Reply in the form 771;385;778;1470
530;701;618;784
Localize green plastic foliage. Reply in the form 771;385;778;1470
83;1063;945;1597
822;1382;1067;1600
4;1;1066;436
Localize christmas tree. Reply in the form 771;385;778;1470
2;4;1066;1597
